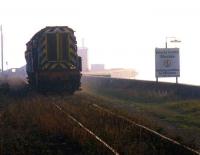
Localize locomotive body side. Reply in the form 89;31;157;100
25;26;82;93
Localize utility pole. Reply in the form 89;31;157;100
0;25;3;72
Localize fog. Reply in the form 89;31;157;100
1;0;200;85
0;66;27;91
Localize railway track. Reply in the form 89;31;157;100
91;103;200;155
50;94;200;155
51;102;120;155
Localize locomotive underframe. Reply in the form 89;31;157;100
28;70;81;93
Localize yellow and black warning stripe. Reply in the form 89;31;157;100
34;26;78;71
42;62;68;70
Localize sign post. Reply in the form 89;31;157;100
155;48;180;83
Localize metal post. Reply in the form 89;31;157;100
156;76;158;83
166;37;181;84
0;25;3;72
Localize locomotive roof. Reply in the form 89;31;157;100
27;26;75;45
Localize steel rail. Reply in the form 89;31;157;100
92;103;200;155
51;102;120;155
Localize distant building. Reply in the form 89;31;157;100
0;66;27;78
85;68;138;79
77;47;88;72
91;64;105;71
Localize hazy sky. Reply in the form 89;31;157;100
1;0;200;85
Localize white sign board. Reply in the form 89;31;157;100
155;48;180;77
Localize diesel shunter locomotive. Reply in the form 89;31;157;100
25;26;82;93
